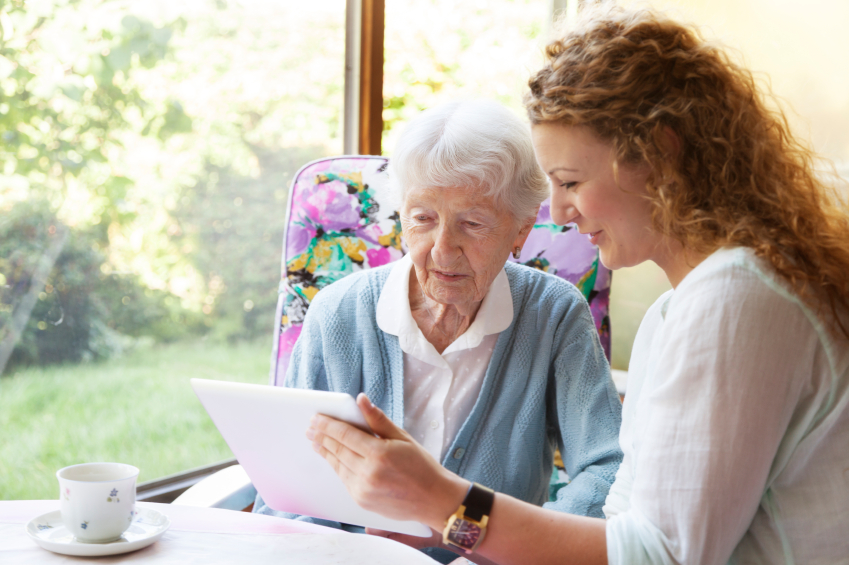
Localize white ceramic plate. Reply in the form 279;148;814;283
26;506;170;557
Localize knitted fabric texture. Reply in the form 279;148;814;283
255;260;623;527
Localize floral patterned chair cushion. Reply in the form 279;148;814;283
270;155;611;385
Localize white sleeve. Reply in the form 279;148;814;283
606;265;816;565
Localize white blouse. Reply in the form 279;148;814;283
375;255;512;462
604;247;849;564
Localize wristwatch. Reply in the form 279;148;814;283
442;482;495;554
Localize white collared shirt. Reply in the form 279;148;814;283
376;255;513;461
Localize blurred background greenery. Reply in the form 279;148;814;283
1;0;846;498
0;0;349;497
0;0;345;373
0;338;269;499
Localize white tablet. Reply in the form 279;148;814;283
190;378;431;537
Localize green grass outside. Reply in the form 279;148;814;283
0;338;271;500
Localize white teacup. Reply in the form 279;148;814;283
57;462;139;543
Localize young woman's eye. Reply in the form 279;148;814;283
560;181;578;190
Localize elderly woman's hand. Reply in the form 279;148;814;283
306;393;469;530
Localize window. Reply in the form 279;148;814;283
0;0;346;500
383;0;549;153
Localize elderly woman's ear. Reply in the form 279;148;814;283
513;207;540;253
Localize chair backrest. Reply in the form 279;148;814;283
270;156;610;385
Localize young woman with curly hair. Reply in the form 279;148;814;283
305;6;849;564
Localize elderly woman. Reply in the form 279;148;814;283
256;100;623;562
306;6;849;565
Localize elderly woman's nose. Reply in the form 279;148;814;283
431;223;462;265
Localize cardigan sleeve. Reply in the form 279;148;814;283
543;296;624;518
283;304;330;392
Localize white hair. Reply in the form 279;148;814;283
388;100;550;223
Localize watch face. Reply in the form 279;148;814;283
447;519;481;549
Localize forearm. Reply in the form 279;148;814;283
422;471;607;565
478;493;607;565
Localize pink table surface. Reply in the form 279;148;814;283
0;500;440;564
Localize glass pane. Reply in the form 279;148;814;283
383;0;550;153
0;0;345;499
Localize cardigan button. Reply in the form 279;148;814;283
453;448;465;459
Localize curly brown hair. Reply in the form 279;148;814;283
525;5;849;339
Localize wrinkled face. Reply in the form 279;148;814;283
531;123;660;271
400;186;531;308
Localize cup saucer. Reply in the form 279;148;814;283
26;506;171;557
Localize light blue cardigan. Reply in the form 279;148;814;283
255;261;622;528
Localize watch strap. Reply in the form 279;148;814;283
461;483;494;522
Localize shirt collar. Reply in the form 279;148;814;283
376;254;513;362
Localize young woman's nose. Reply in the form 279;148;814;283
550;191;580;226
